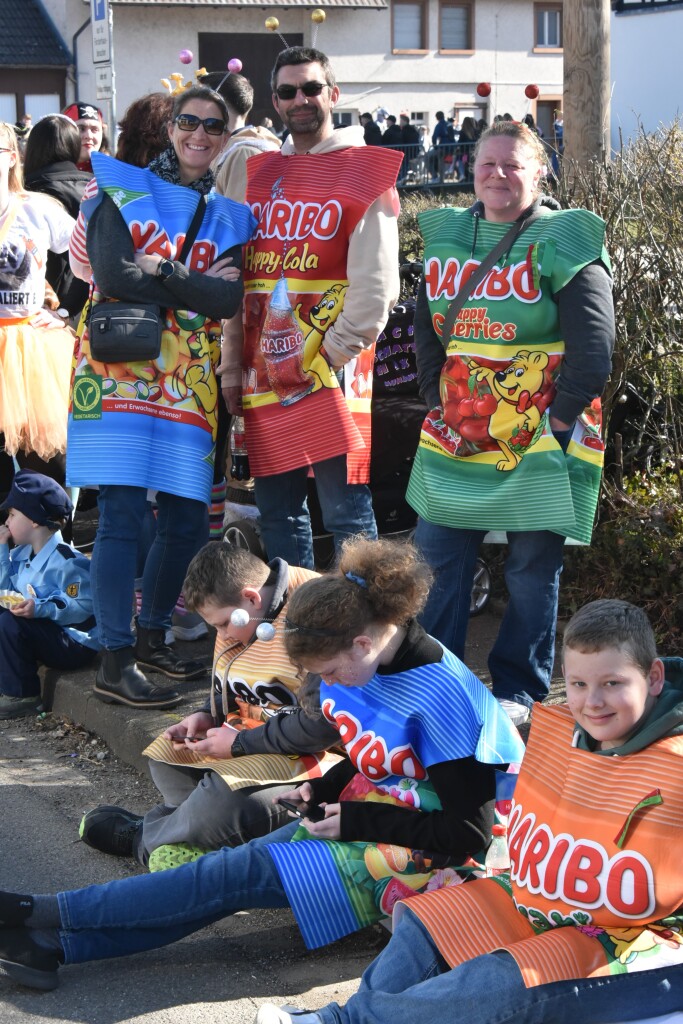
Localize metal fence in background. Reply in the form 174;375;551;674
382;141;476;190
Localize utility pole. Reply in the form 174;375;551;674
563;0;611;165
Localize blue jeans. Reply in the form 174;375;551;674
253;454;377;569
58;822;297;963
414;520;565;706
318;910;683;1024
91;485;208;649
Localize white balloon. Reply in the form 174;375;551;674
230;608;250;628
255;622;276;642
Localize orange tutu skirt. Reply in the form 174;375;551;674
0;316;76;460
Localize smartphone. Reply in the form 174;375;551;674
277;798;326;823
185;735;206;743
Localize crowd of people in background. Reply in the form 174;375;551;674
356;106;564;186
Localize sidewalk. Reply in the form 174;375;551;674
43;605;564;775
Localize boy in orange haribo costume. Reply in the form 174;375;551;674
258;599;683;1024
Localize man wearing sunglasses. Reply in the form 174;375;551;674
239;47;404;569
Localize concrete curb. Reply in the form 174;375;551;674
42;638;214;774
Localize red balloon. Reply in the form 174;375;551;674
525;84;540;99
476;82;491;98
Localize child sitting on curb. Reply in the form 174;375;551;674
0;470;97;720
79;542;340;870
256;599;683;1024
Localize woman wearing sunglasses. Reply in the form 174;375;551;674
66;86;256;709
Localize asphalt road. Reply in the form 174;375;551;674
0;721;383;1024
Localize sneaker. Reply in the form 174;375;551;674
0;695;42;720
0;929;59;991
497;698;530;726
79;805;143;857
256;1007;321;1024
148;842;211;873
171;609;208;642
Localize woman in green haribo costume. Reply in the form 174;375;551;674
408;119;615;726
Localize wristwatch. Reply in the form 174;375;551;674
156;258;175;280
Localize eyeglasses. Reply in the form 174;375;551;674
274;82;328;101
174;114;226;136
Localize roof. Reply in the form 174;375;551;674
613;0;683;11
0;0;71;67
109;0;386;7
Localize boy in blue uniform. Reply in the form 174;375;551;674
0;470;97;719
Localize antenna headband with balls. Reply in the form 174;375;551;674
266;8;327;48
228;608;346;641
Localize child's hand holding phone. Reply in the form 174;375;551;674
277;797;326;823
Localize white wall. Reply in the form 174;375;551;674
331;0;562;124
611;8;683;150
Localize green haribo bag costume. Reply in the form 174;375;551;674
407;205;610;544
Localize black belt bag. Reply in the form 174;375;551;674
87;301;163;363
86;193;208;364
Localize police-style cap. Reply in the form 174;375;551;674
1;471;73;526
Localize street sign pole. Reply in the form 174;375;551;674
108;4;117;149
90;0;116;149
91;0;111;65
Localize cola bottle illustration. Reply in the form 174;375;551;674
261;277;314;406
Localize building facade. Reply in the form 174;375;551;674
33;0;564;141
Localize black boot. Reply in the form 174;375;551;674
94;648;182;708
135;625;206;681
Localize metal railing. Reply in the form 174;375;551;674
381;141;476;190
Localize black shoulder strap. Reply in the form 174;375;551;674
440;206;545;348
177;194;207;265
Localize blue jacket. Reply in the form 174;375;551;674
432;120;451;146
0;532;98;649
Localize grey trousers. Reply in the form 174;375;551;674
133;759;294;865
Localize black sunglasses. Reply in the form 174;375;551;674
275;82;328;101
174;114;226;136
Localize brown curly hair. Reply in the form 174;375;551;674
116;92;174;168
284;537;433;662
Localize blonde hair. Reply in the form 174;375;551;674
284;537;433;662
473;119;547;169
0;122;24;195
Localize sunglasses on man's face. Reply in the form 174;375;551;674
274;81;328;101
174;114;226;136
